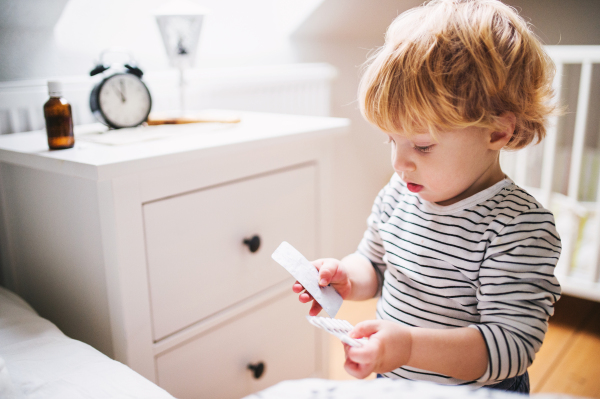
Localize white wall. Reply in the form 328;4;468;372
0;0;322;81
507;0;600;46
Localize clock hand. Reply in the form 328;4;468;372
119;79;126;103
115;86;125;103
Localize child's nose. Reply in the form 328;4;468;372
392;147;416;173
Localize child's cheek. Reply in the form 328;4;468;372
428;168;455;192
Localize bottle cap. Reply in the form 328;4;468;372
47;81;62;97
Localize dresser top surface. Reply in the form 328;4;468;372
0;111;349;180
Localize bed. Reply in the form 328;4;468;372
0;286;174;399
243;377;579;399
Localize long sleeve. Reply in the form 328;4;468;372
470;208;562;382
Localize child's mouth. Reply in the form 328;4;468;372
407;183;423;193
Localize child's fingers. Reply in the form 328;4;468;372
349;320;382;339
346;345;377;365
311;259;325;270
343;341;376;367
292;281;305;293
343;356;360;374
298;291;313;303
343;353;373;379
309;300;322;316
310;259;330;286
313;259;339;286
343;341;379;379
292;278;321;314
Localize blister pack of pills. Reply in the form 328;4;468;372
272;241;342;317
306;316;365;347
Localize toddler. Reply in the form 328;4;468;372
293;0;561;393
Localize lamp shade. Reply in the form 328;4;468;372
154;0;208;69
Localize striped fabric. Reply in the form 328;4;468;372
357;173;561;387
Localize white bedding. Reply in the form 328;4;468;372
244;378;579;399
0;286;174;399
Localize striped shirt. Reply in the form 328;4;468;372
357;173;561;387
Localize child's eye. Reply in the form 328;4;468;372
414;145;433;153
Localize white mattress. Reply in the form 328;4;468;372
0;286;174;399
244;378;580;399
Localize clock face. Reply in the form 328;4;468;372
98;73;151;128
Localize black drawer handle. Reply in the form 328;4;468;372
247;361;265;379
243;235;261;253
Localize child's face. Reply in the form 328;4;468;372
386;126;505;206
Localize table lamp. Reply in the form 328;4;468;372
154;0;208;118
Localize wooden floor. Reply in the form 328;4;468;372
529;294;600;398
328;295;600;398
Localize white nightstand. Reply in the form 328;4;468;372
0;111;349;398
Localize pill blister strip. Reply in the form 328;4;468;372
306;316;364;347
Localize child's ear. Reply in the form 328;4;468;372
488;112;516;150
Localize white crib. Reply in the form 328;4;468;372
501;45;600;302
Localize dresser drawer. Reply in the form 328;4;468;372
143;164;317;341
155;292;317;399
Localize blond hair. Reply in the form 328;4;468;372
358;0;556;149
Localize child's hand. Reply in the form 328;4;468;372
343;320;412;379
292;258;352;316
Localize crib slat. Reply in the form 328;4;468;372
594;187;600;283
568;61;592;200
593;108;600;283
540;63;564;208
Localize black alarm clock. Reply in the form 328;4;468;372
89;52;152;129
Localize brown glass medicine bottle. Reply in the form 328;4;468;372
44;81;74;150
